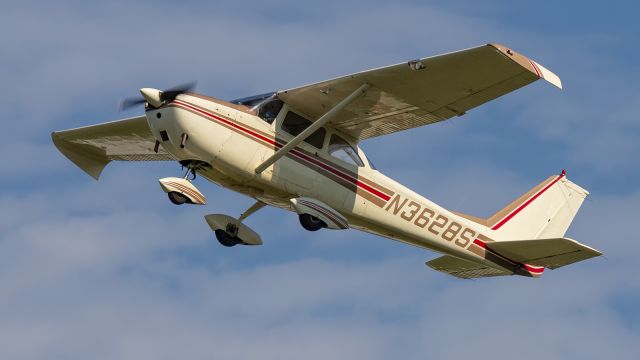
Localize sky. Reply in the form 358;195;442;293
1;0;639;359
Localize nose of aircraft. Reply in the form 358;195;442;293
119;82;197;111
140;88;164;108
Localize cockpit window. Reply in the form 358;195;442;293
257;99;283;124
328;134;364;167
281;111;325;149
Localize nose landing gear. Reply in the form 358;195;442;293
215;229;242;247
205;201;266;247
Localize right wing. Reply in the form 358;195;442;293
278;43;561;140
426;255;512;279
52;115;173;179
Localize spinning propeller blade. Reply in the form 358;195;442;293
160;82;197;102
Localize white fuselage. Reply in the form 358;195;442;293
145;93;530;275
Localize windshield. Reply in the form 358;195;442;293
229;92;276;107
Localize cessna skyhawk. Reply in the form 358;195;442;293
52;43;601;279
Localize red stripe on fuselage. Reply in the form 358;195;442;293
171;99;391;202
288;149;391;201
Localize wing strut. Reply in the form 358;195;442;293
238;201;266;222
254;83;369;174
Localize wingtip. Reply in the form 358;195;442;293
532;60;563;89
489;43;563;89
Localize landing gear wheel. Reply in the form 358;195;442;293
215;229;241;247
299;214;326;231
168;191;189;205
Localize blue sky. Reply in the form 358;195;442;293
1;1;639;359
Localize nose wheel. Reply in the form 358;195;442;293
205;202;266;247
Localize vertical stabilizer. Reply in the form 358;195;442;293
487;170;588;240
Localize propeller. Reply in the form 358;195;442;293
119;82;197;111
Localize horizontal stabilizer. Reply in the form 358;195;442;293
487;238;601;269
426;255;512;279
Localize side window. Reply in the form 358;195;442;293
258;99;283;124
328;134;364;167
281;111;326;149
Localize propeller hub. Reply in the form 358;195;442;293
140;88;163;108
119;82;195;112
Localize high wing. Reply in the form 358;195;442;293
277;43;561;140
52;115;173;179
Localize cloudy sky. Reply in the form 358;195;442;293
2;1;639;359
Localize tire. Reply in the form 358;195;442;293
215;229;241;247
299;213;326;231
168;191;189;205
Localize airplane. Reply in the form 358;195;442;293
52;43;601;279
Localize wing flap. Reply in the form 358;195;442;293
426;255;512;279
52;115;173;179
486;238;601;270
278;43;560;140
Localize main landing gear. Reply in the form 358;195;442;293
205;201;266;247
299;213;327;231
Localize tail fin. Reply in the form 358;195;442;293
455;170;588;239
450;170;599;278
487;170;588;240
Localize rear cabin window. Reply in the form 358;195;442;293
328;134;364;167
281;111;326;149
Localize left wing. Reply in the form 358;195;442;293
52;115;173;179
277;43;561;140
